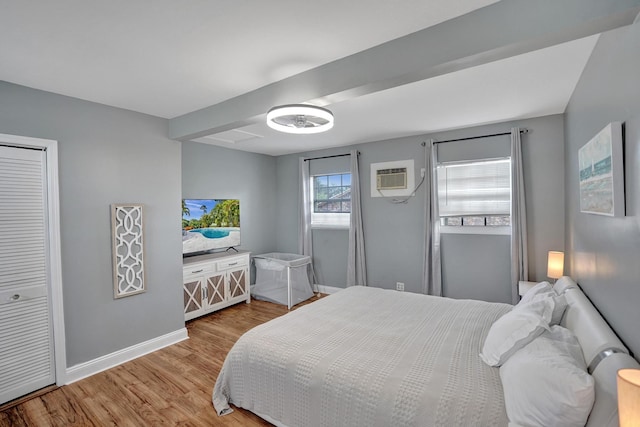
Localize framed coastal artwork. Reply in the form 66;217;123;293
111;204;146;298
578;122;625;216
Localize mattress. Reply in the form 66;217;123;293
213;286;511;427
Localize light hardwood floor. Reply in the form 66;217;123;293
0;294;327;426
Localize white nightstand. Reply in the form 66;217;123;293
518;280;538;297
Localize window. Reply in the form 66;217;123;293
437;158;511;231
311;173;351;228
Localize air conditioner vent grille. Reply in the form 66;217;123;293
376;168;407;190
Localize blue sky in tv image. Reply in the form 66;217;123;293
183;199;220;220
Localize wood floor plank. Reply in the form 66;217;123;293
39;388;94;427
0;294;327;426
0;409;27;427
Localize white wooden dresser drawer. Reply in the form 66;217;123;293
216;256;248;271
184;263;215;276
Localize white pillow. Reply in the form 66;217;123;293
549;293;568;325
480;297;553;367
518;292;568;326
519;281;553;305
500;326;594;427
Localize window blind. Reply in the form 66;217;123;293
437;158;511;217
310;173;351;228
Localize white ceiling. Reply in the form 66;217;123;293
195;35;598;155
0;1;599;156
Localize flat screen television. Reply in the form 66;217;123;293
182;199;240;256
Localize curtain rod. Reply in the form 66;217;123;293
429;129;529;145
303;151;359;162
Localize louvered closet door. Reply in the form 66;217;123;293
0;145;55;404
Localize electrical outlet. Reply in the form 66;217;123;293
396;282;405;291
420;168;426;177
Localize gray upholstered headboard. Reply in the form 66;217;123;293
553;276;640;427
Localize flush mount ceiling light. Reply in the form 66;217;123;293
266;104;334;134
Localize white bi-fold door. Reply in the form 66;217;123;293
0;145;55;404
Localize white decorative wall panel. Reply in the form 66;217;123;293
111;204;145;298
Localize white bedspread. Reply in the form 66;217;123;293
213;286;511;427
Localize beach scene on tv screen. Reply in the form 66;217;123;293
182;199;240;254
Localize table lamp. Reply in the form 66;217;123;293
547;251;564;282
618;368;640;426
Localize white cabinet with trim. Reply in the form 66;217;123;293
0;143;57;405
183;251;250;321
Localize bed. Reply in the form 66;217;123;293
213;276;640;427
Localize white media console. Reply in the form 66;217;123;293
182;250;250;321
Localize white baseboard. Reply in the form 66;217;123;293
315;284;343;294
65;327;189;385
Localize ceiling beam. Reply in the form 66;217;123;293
169;0;640;141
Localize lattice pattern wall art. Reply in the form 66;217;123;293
111;204;146;298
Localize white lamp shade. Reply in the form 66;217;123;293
547;251;564;279
618;369;640;427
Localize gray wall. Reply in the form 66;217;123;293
0;81;184;367
441;234;511;302
275;115;565;302
181;141;278;257
564;21;640;358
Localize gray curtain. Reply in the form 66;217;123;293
298;157;315;284
347;149;367;286
510;128;528;304
422;140;442;296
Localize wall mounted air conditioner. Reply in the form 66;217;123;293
376;168;407;190
370;159;415;198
